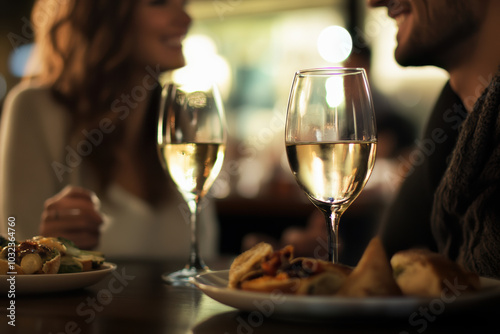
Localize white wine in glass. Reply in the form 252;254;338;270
285;68;377;263
158;83;226;285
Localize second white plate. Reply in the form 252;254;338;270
192;270;500;321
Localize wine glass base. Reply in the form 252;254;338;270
162;266;209;287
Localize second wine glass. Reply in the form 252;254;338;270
285;68;377;264
157;83;226;285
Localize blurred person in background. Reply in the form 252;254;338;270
369;0;500;278
0;0;219;259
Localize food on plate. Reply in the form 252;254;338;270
229;242;352;295
0;239;61;274
228;237;480;298
54;237;105;273
228;242;274;288
391;248;480;297
336;237;401;297
240;273;302;294
0;236;105;275
0;258;23;274
292;258;352;295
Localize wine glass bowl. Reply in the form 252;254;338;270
285;68;377;263
157;83;226;285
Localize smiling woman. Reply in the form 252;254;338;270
0;0;219;260
131;0;191;71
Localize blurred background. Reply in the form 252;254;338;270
0;0;448;262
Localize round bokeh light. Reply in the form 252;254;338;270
317;25;353;63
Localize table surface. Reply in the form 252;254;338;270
1;258;499;334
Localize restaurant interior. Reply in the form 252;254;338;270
0;0;449;263
3;2;500;334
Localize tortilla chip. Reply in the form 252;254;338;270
336;237;401;297
228;242;274;288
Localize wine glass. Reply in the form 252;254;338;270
285;68;377;263
157;83;226;285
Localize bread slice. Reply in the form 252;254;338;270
336;237;402;297
391;249;480;297
228;242;274;288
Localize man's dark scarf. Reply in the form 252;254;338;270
431;71;500;278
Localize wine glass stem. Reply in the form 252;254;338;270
325;209;341;263
187;200;207;271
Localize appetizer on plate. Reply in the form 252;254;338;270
0;235;105;275
391;248;480;297
229;241;353;296
228;237;480;298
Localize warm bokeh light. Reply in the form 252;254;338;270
325;76;345;108
172;35;232;97
317;25;353;63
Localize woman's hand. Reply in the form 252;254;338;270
40;186;103;250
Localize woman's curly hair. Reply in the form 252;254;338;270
27;0;169;204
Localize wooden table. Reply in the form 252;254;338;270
1;259;499;334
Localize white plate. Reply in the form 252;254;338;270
192;270;500;321
0;262;117;294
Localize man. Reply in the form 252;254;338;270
369;0;500;278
